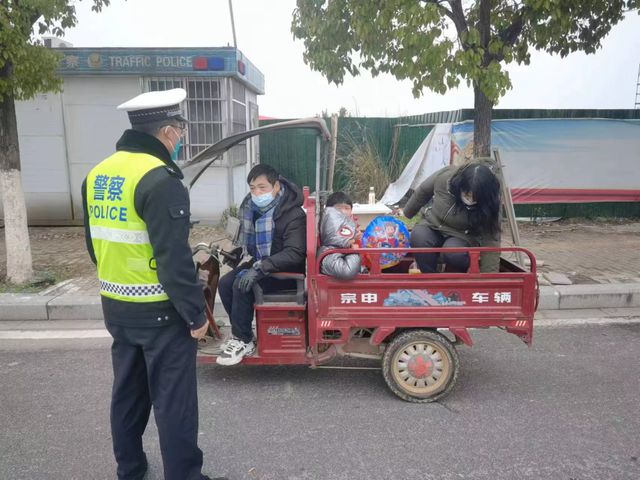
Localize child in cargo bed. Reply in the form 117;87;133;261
319;192;362;280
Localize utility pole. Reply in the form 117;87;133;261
635;63;640;109
228;0;237;48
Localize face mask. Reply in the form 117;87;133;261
461;192;477;206
165;126;183;161
251;191;274;208
171;139;182;161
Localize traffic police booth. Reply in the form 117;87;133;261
8;42;264;224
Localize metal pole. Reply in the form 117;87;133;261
328;114;338;191
228;0;238;48
315;136;321;198
493;149;525;268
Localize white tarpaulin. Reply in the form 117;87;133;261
380;123;452;205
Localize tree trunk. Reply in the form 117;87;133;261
473;0;493;159
0;91;34;284
472;84;493;158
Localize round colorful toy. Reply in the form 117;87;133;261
361;216;411;269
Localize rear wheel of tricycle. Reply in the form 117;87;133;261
382;329;459;403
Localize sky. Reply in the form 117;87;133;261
61;0;640;118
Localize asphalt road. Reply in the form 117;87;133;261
1;323;639;480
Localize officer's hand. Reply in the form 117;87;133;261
237;267;260;293
191;320;209;339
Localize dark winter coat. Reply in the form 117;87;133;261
403;165;500;272
238;176;306;274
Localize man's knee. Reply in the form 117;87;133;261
218;271;237;298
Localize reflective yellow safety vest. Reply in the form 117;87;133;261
86;151;170;303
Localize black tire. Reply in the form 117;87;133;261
382;329;459;403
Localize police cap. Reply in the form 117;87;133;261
117;88;188;126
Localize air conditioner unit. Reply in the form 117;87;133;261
42;37;73;49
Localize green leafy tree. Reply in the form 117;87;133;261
292;0;638;157
0;0;111;284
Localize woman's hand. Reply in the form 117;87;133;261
392;206;404;217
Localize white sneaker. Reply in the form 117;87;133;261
216;337;255;366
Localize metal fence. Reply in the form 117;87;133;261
259;108;640;190
259;115;435;191
258;110;640;218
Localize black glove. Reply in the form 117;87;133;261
237;267;263;293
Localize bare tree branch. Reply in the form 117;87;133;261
420;0;457;23
478;0;490;65
447;0;469;37
489;5;530;62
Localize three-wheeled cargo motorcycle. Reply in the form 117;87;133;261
182;118;539;403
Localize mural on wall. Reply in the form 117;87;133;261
383;118;640;205
383;289;466;307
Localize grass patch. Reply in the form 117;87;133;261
0;271;58;294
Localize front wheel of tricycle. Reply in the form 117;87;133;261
382;329;459;403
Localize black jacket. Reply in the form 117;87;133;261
82;130;205;329
240;176;306;274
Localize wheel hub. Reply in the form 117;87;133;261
385;333;458;402
391;340;450;397
407;354;434;379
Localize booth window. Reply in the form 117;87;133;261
228;80;247;166
145;77;223;161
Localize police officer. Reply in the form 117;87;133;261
82;89;226;480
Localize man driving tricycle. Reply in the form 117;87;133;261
216;164;306;366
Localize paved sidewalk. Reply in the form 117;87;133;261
1;220;639;320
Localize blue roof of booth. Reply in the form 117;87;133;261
57;47;264;94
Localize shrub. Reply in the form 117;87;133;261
336;128;401;203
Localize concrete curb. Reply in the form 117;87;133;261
539;284;640;310
0;293;227;321
0;294;53;321
47;295;103;321
2;283;640;321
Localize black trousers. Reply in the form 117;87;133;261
218;266;296;343
410;223;471;273
105;321;205;480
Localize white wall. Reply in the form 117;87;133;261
9;74;261;225
6;92;71;222
7;76;141;224
189;165;229;222
232;164;248;209
63;76;141;221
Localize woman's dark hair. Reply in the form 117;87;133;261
449;163;501;236
326;191;353;208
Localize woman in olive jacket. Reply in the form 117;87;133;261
403;162;501;273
